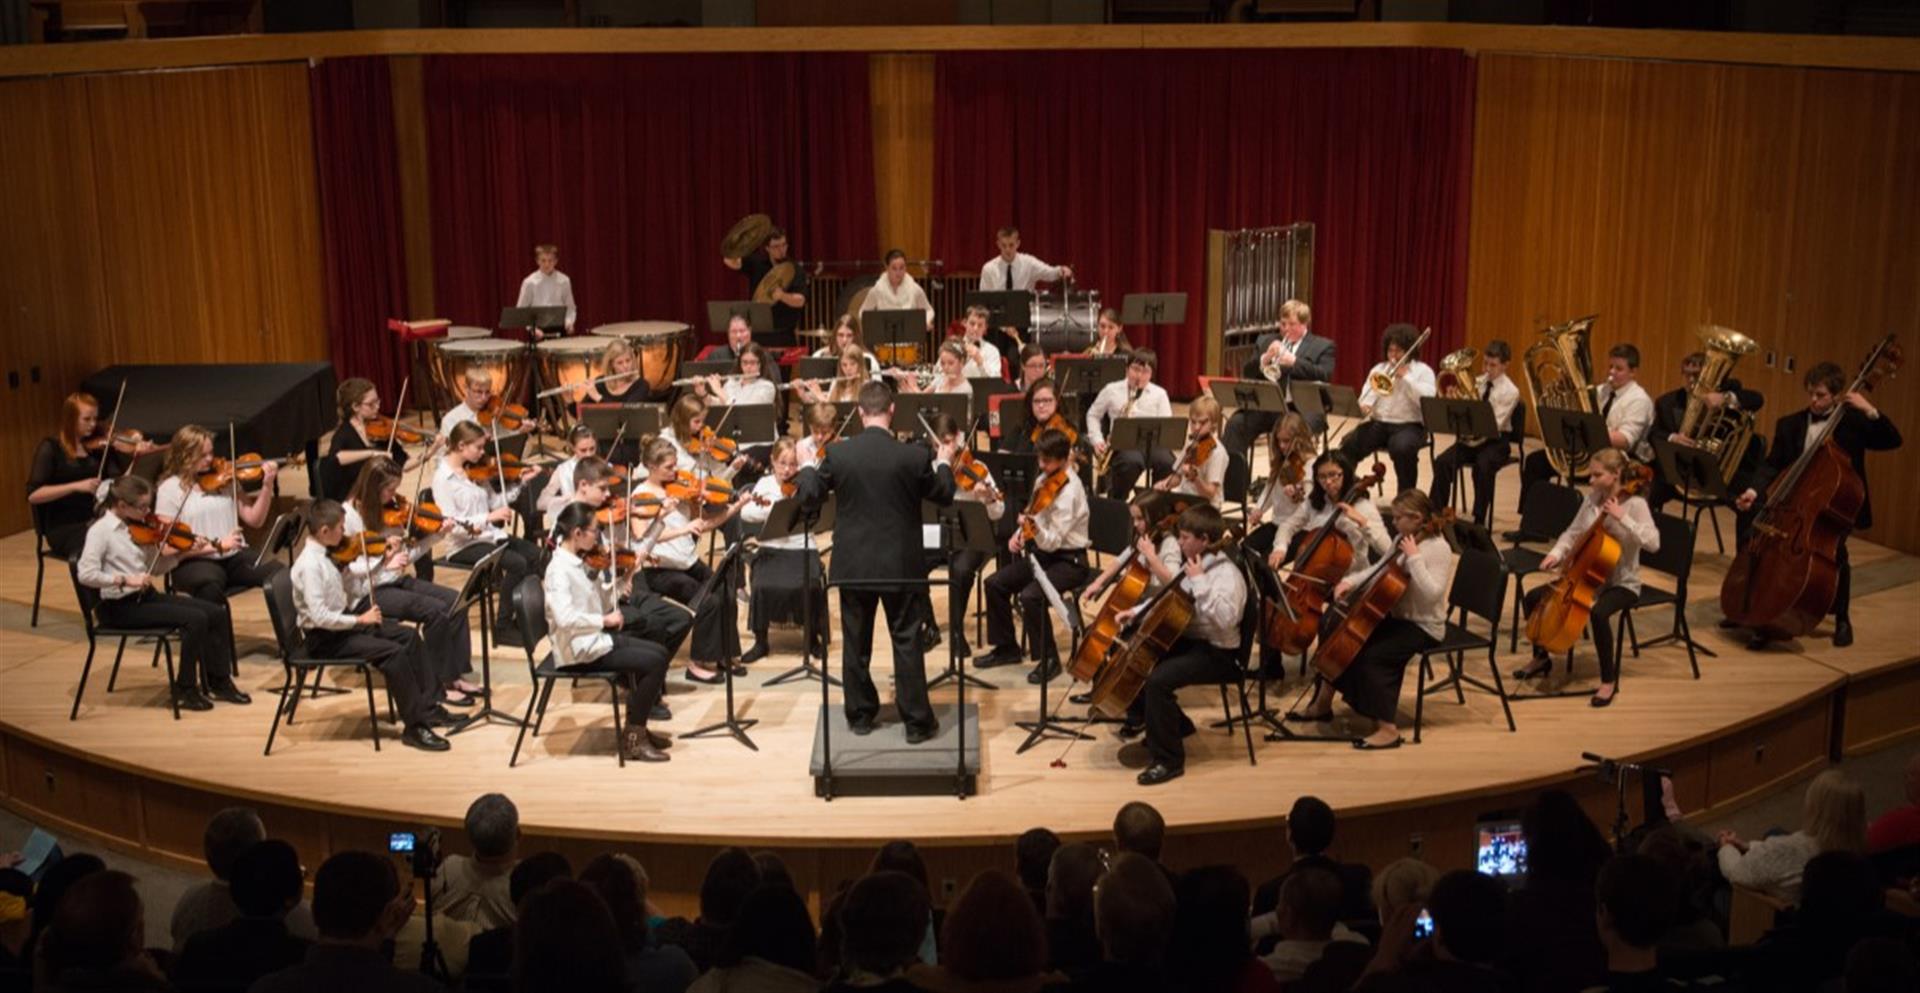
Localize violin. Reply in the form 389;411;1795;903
595;502;629;526
84;428;147;457
1264;462;1387;655
687;428;740;464
197;453;298;493
365;416;427;446
464;452;527;485
1309;509;1455;681
1276;449;1307;488
1525;463;1653;653
1178;435;1218;479
128;514;198;552
385;497;447;538
662;470;703;504
1019;467;1072;544
629;493;667;520
1029;413;1081;448
328;532;389;567
582;543;637;574
475;397;530;433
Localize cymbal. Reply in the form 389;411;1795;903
753;261;796;304
722;213;774;259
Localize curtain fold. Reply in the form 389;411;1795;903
932;48;1476;397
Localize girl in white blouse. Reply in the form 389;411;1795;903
346;456;476;707
1516;448;1660;708
702;342;779;408
794;346;875;406
633;438;741;684
536;425;600;518
1287;489;1456;750
432;421;545;646
154;424;286;613
1245;412;1317;564
1154;395;1230;506
739;438;828;664
546;502;673;763
1268;451;1392;578
896;341;972;396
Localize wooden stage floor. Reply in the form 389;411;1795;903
2;454;1917;900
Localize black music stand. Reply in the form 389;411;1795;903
1119;292;1189;326
995;401;1030;447
762;496;841;688
706;300;773;335
1053;357;1127;401
446;547;525;735
709;403;780;447
863;309;927;365
1537;407;1611;488
680;359;734;382
1652;437;1733;556
793;357;837;382
966;290;1032;332
896;393;972;441
1014;551;1094;754
579;404;665;447
1110;417;1188;485
1292;381;1363;449
499;306;567;335
969;376;1022;441
925;501;998;692
1210;378;1288;422
1422;397;1498;520
682;541;758;751
977;451;1039;506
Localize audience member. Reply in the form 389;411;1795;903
1718;769;1867;906
1287;859;1438;993
1500;790;1610;993
172;808;313;950
689;885;818;993
823;871;933;993
1864;753;1920;854
463;852;572;992
0;868;31;986
656;847;759;973
1253;865;1367;984
436;794;520;931
1253;797;1374;951
911;869;1052;993
1356;870;1513;993
1369;859;1440;927
36;870;168;993
1843;936;1917;993
25;853;103;970
1043;843;1104;979
869;841;940;962
1634;825;1724;952
1588;854;1685;992
1742;851;1906;993
1015;828;1061;917
1062;852;1176;993
1113;802;1166;865
172;839;311;992
510;879;626;993
1170;865;1282;993
578;854;695;993
251;850;443;993
750;851;795;893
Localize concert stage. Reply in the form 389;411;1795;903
2;513;1917;916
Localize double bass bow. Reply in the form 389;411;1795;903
1523;461;1652;654
1308;508;1454;682
1263;462;1387;654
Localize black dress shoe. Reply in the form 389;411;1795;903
685;667;723;685
1832;620;1854;648
173;689;214;712
208;684;252;706
425;707;462;728
974;647;1023;669
1589;687;1618;708
1115;721;1145;741
1746;634;1771;651
1501;529;1531;543
650;702;672;722
849;717;876;736
1137;763;1184;786
1069;690;1093;705
740;643;769;664
402;725;451;752
905;722;939;745
918;622;943;653
441;690;478;708
1026;657;1062;685
726;661;749;678
1510;656;1553;681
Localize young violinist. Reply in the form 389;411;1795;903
77;476;244;710
30;392;142;559
1243;412;1317;563
1427;340;1519;526
1006;378;1082;458
537;425;602;520
545;502;674;762
701;342;778;407
739;438;829;664
1515;343;1655;516
1287;489;1456;750
1339;323;1436;498
1090;308;1134;359
795;403;840;465
633;438;743;684
958;305;1003;380
291;500;449;751
1153;395;1229;507
432;421;545;647
155;424;286;611
977;428;1092;684
1734;361;1902;650
1114;503;1248;786
1516;448;1658;707
438;370;502;441
553;458;693;680
1086;348;1173;499
345;456;477;708
661;394;706;472
923;413;1005;659
794;346;872;406
515;243;576;339
321;378;418;503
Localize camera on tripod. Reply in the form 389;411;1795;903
1581;751;1670;786
388;827;441;879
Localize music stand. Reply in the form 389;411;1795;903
968;376;1021;440
966;290;1032;332
1052;356;1127;401
499;306;567;334
254;511;303;570
977;450;1039;506
1422;397;1498;520
1109;417;1188;485
1119;292;1189;326
445;547;524;734
862;309;926;365
1537;407;1611;488
706;300;773;335
896;393;972;441
793;357;837;382
1652;436;1736;560
995;401;1030;447
762;496;841;688
579;404;664;446
1014;550;1094;754
709;402;780;446
1292;381;1363;448
1210;378;1288;420
925;500;998;692
682;541;758;750
679;359;734;382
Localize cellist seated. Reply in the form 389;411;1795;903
1113;503;1248;787
1285;490;1455;751
1514;450;1659;708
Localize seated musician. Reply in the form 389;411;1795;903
1016;344;1049;394
895;341;972;395
957;305;1004;380
1086;349;1173;500
537;425;602;520
1734;362;1901;650
796;403;843;465
292;500;449;751
581;337;647;404
155;425;286;615
1244;412;1317;562
739;438;828;664
438;370;503;441
859;250;936;332
700;343;779;407
516;243;576;339
1287;490;1456;750
321;378;412;503
662;394;746;479
1428;341;1520;526
813;317;884;376
345;456;476;709
1113;503;1248;787
1338;323;1436;498
1004;378;1082;458
976;429;1092;685
433;421;545;647
1514;344;1654;521
30;392;143;560
632;438;744;685
1091;308;1134;359
1516;449;1658;708
1648;350;1765;522
550;458;692;685
1261;451;1391;677
795;346;874;406
1152;396;1229;507
922;413;1005;660
545;502;673;763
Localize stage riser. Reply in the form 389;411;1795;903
1838;664;1920;756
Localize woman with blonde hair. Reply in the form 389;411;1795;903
154;423;285;617
1717;769;1867;905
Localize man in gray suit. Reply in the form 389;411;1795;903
1223;299;1337;459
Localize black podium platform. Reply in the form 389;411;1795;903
809;703;980;798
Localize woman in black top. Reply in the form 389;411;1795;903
28;393;136;558
319;378;412;502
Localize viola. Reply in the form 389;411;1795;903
197;453;298;493
1265;463;1387;655
1309;509;1455;682
1019;467;1072;544
128;514;198;552
365;416;427;446
328;532;389;567
475;398;530;433
464;452;527;485
1525;464;1652;653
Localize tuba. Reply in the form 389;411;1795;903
1521;314;1599;478
1677;325;1760;500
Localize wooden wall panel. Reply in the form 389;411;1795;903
1466;54;1920;554
869;53;935;260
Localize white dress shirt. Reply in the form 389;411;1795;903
860;273;935;329
290;538;364;632
648;497;700;571
1348;535;1454;641
1484;373;1520;435
537;457;581;516
438;402;479;441
980;252;1066;292
1273;499;1392;580
516;269;577;330
155;477;242;562
430;460;516;558
77;513;180;600
719;378;777;407
1597;380;1656;462
658;428;695;472
1172;440;1230;506
1085;381;1172;447
1357;360;1437;425
956;464;1006;521
1025;470;1090;552
960;337;1002;380
1176;552;1248;651
1547;492;1660;595
796;435;830;466
340;504;436;597
545;546;615;667
742;475;807;550
1254;473;1307;528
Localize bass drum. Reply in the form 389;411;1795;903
430;338;529;411
534;335;612;428
596;321;693;397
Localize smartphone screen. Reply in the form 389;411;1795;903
1413;908;1434;939
388;831;416;853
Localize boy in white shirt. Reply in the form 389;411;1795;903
1429;339;1520;526
516;243;576;339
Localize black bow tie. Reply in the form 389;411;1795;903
1809;412;1834;424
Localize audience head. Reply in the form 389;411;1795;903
1277;865;1343;941
29;853;104;945
1287;795;1336;858
1804;769;1868;854
720;884;817;975
1370;857;1441;924
512;879;627;993
1845;937;1917;993
1798;851;1883;926
1169;865;1256;989
504;852;572;923
700;847;761;927
40;870;143;976
1521;789;1611;886
311;850;404;944
231;839;304;919
839;871;929;978
1113;801;1166;861
941;870;1045;982
1594;854;1672;951
465;793;520;861
868;840;931;895
1093;852;1176;966
1046;842;1104;922
1426;870;1506;965
578;854;648;952
1015;828;1061;896
751;851;795;892
203;806;266;881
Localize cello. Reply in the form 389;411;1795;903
1083;529;1239;720
1309;509;1455;682
1721;336;1903;639
1523;461;1652;654
1264;462;1387;654
1067;500;1187;683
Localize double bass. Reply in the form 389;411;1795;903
1721;337;1903;639
1263;462;1386;654
1309;509;1454;682
1523;462;1652;654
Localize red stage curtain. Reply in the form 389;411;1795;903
309;56;412;401
932;49;1475;397
424;54;877;345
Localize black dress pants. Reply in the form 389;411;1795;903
1430;440;1509;525
1339;421;1426;497
838;586;935;732
1523;584;1637;683
172;552;285;608
372;577;470;685
645;561;739;664
563;635;669;727
1124;637;1240;769
619;592;693;659
985;549;1091;663
1330;617;1436;725
304;617;436;728
97;591;233;691
1103;448;1174;500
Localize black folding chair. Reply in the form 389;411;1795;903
1504;482;1584;652
508;577;629;768
261;569;394;754
1223;448;1252;525
1619;512;1711;680
67;560;185;721
31;505;68;628
1413;548;1518;743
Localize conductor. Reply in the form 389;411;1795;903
796;381;960;742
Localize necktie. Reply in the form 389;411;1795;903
1602;391;1616;419
1006;260;1016;291
1480;381;1491;401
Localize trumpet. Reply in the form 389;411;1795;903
1367;326;1433;395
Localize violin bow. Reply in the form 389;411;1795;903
228;422;242;512
385;376;410;457
96;378;128;484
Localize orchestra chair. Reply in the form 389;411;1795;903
507;577;629;768
1412;547;1518;744
1201;546;1265;766
1503;482;1584;653
261;570;396;755
1616;513;1710;680
1016;497;1130;659
29;506;65;627
1222;448;1253;526
67;560;186;722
